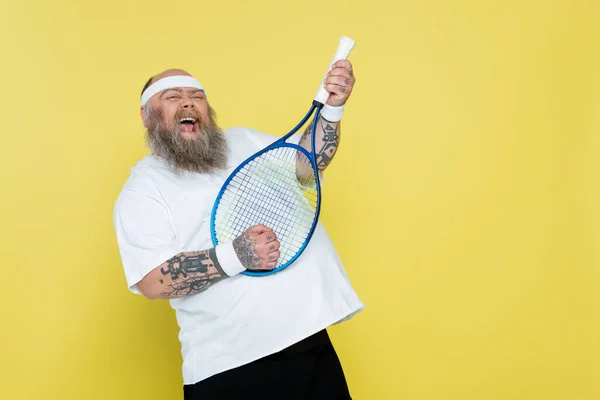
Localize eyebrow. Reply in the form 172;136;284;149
160;88;204;98
160;88;182;98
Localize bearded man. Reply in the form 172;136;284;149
113;66;364;400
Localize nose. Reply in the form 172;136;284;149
182;97;195;108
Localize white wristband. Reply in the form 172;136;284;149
320;104;344;122
215;242;245;276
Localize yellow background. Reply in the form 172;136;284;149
1;0;598;399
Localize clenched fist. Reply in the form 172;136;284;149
232;225;281;271
323;59;356;107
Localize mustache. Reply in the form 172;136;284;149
174;108;205;124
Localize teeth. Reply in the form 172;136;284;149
179;117;195;123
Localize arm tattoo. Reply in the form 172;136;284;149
315;120;339;169
159;249;225;297
299;119;340;170
233;233;261;269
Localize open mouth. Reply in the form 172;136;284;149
179;117;198;134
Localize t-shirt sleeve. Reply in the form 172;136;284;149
113;186;179;294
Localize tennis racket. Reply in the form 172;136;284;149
210;36;356;276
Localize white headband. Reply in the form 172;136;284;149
140;75;206;106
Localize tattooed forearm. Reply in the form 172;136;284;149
298;117;340;171
158;249;226;298
315;120;339;169
233;232;261;269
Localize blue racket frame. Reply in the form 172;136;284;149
210;101;324;276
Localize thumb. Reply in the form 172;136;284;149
248;224;272;235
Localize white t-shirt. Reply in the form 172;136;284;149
113;127;365;385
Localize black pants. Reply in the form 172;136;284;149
183;330;352;400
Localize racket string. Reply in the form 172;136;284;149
214;146;319;267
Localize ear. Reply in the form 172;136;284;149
140;106;146;127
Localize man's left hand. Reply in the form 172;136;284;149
323;60;356;107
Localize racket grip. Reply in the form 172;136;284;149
313;36;356;106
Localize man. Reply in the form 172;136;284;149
113;61;364;399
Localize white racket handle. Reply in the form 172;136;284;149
313;36;356;105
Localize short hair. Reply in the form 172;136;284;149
140;76;155;97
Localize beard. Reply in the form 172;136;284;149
144;104;229;174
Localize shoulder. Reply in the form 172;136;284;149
114;155;169;212
224;126;280;152
120;156;164;190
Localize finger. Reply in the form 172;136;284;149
326;73;354;87
325;75;353;88
324;83;350;95
266;250;280;263
265;261;277;270
330;63;354;79
332;59;353;72
327;66;353;79
266;240;280;252
262;230;278;243
257;238;280;254
326;71;353;87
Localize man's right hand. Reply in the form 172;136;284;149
232;224;281;271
